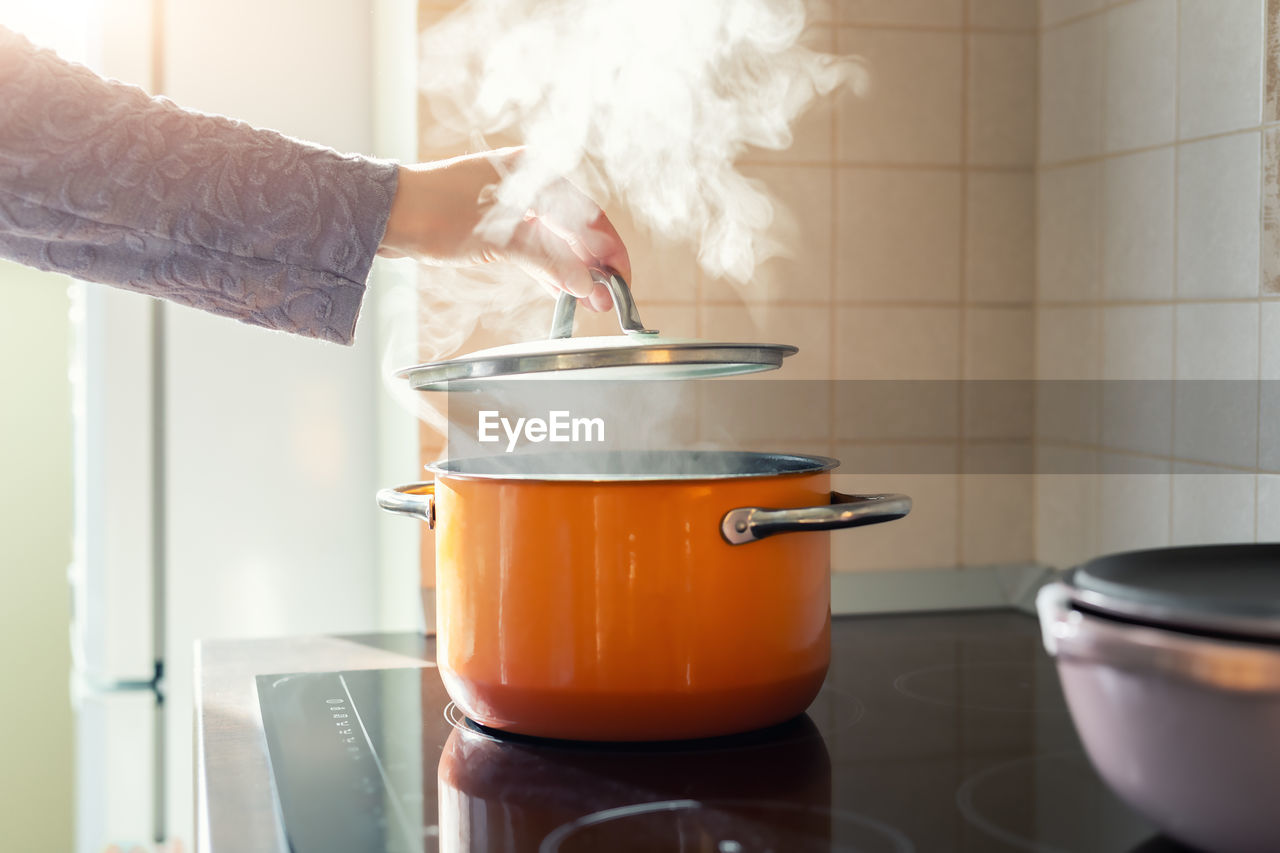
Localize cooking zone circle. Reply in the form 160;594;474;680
955;752;1159;853
539;799;916;853
892;661;1068;714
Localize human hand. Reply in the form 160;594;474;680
377;148;631;312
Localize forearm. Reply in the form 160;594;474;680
0;27;398;343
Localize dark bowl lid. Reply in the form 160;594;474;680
1068;544;1280;643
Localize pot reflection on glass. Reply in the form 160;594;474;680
435;713;832;853
379;450;910;741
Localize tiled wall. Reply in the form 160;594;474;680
414;0;1042;577
1035;0;1280;569
723;2;1040;574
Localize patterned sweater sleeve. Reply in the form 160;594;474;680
0;27;400;345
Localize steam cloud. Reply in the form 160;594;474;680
417;0;865;284
389;0;865;444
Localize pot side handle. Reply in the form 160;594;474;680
721;491;911;545
376;482;436;529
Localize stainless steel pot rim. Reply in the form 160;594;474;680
1066;544;1280;644
425;450;840;482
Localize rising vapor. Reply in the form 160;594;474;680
417;0;865;284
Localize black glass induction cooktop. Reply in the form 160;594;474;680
256;611;1194;852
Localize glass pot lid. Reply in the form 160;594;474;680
397;269;797;392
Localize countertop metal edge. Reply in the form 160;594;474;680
195;634;433;852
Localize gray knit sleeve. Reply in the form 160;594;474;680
0;27;399;345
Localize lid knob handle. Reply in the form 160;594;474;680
548;269;661;339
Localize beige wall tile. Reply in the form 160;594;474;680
703;164;833;304
970;0;1039;29
832;444;959;571
1100;305;1174;456
838;0;963;26
696;379;831;444
807;0;836;24
1258;474;1280;537
836;28;964;164
836;306;961;378
1104;0;1176;152
1038;163;1100;302
1263;128;1280;294
964;308;1035;439
1177;133;1262;299
1100;305;1173;456
1176;303;1260;380
960;445;1035;566
834;381;962;441
1178;0;1264;139
1261;303;1280;471
1174;380;1260;469
638;305;699;339
1040;16;1104;163
745;26;836;164
608;208;700;304
1171;466;1257;545
1103;305;1174;380
965;307;1035;379
968;34;1038;167
1036;307;1100;444
836;169;963;302
1035;447;1100;569
1040;0;1104;27
1037;306;1100;379
967;172;1036;303
1102;148;1175;300
1097;456;1172;554
1263;302;1280;379
698;305;833;380
1174;303;1260;469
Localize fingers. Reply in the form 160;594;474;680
526;183;632;312
506;217;595;300
582;209;632;285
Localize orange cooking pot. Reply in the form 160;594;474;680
377;450;909;741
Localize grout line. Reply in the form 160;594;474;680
1170;0;1182;542
776;161;1036;172
836;22;1038;35
681;295;1280;309
1040;124;1273;172
1038;295;1280;305
1093;0;1109;555
1257;129;1267;541
1041;0;1147;33
1030;0;1043;565
956;0;971;569
1036;440;1280;475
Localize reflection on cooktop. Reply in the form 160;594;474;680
257;611;1187;852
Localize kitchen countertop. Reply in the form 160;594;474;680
196;610;1187;852
196;631;433;852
